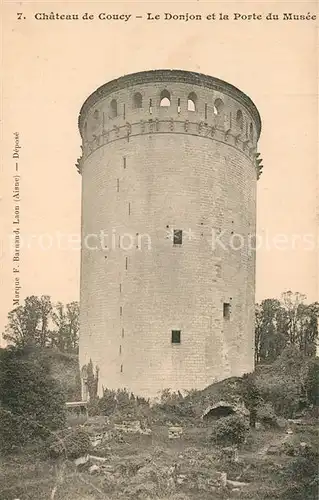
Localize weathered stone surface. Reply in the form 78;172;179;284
88;464;100;474
168;426;183;439
78;70;261;399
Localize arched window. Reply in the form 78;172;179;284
249;123;254;141
236;109;244;130
213;98;224;116
187;92;197;111
133;92;143;109
93;109;99;120
110;99;118;118
160;89;171;107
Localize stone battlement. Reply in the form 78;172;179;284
77;70;263;177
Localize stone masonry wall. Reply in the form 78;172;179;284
78;72;260;398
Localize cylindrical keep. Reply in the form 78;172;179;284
77;70;262;399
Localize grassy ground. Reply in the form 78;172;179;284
0;413;317;500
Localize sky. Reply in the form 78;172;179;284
1;0;318;337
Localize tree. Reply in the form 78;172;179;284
241;373;262;428
255;298;287;364
0;346;66;452
51;301;79;353
3;297;80;354
3;295;53;348
255;292;319;364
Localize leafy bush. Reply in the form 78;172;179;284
256;403;278;427
255;371;301;418
282;446;319;499
210;414;249;446
47;427;91;458
305;358;319;406
98;388;150;417
156;389;196;418
0;347;66;453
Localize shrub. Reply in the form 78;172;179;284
282;447;319;499
0;347;66;453
87;397;100;416
305;358;319;407
256;403;278;427
156;389;196;418
99;388;117;415
210;414;249;446
47;427;91;458
98;388;150;417
255;372;301;418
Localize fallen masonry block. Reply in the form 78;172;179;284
176;474;187;484
168;426;183;439
90;436;102;447
89;455;109;463
114;420;143;433
218;472;227;487
227;479;249;488
89;464;100;474
74;455;90;466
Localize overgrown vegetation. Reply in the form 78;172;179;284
0;290;318;499
47;427;91;459
0;346;66;453
3;295;79;353
211;414;249;445
255;291;318;364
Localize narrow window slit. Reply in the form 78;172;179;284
171;330;181;344
173;229;183;245
223;303;231;320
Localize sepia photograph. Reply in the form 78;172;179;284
0;1;318;498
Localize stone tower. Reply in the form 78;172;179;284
77;70;262;399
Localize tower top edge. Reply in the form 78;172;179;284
78;69;262;138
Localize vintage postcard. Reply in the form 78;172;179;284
0;1;318;498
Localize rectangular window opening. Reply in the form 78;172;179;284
117;178;120;192
123;104;126;120
171;330;181;344
120;364;123;373
125;257;128;270
119;283;122;293
123;157;126;169
128;202;131;215
223;303;231;320
122;328;124;338
205;103;208;120
177;98;181;114
149;99;153;114
119;345;122;354
120;306;123;316
173;229;183;245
